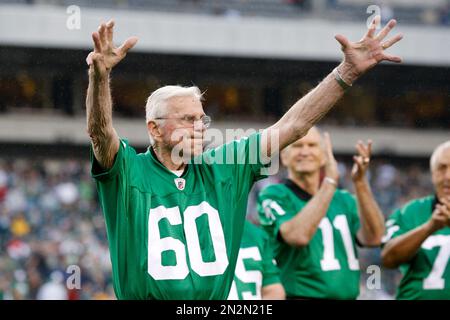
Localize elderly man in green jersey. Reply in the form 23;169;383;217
382;141;450;300
85;17;402;299
257;127;385;299
228;220;285;300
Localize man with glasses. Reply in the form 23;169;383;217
86;17;403;299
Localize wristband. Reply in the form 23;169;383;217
333;67;352;91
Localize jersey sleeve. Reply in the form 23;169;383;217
261;235;281;287
200;131;271;196
257;186;298;239
91;139;135;180
90;139;136;228
381;208;406;245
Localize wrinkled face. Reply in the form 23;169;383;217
149;95;207;159
432;147;450;201
281;128;325;175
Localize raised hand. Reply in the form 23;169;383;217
323;132;339;183
86;20;138;77
335;15;403;83
351;140;372;182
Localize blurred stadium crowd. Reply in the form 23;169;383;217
0;155;432;299
0;158;113;300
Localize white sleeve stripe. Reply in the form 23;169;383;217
270;201;285;216
381;225;400;243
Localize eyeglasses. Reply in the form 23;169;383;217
154;115;212;129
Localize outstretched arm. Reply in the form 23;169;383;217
86;20;138;169
262;16;403;156
86;68;118;170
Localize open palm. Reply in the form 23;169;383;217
86;20;138;76
335;15;403;79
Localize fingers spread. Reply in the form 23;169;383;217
92;32;102;53
365;15;380;39
118;36;139;56
376;19;397;42
98;22;108;47
382;53;403;63
106;19;115;44
335;34;350;50
382;33;403;50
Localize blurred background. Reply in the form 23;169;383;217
0;0;449;300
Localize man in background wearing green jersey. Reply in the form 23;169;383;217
85;17;402;299
258;127;385;299
381;141;450;300
228;220;285;300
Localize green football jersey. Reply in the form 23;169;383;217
91;133;268;300
257;180;361;299
227;220;281;300
382;196;450;300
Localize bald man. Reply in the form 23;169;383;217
382;141;450;300
257;127;385;299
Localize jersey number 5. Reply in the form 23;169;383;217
228;247;263;300
147;201;229;280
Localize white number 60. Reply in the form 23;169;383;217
148;201;229;280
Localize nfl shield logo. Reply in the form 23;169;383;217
174;178;185;191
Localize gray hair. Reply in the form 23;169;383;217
430;140;450;171
145;85;203;145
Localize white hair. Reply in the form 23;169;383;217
430;140;450;171
145;85;203;145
